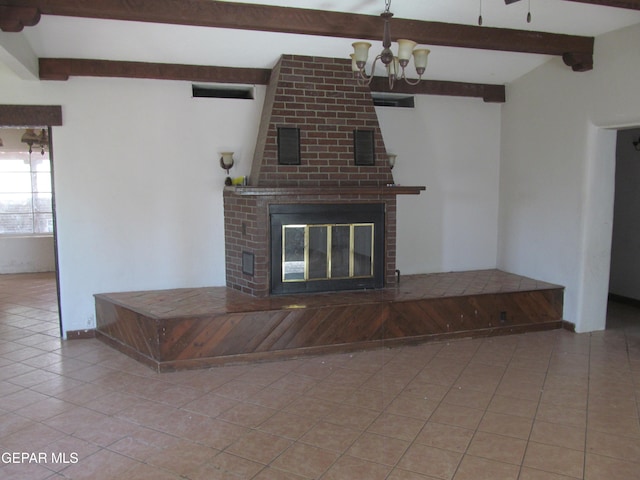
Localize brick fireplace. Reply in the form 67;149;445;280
95;57;564;371
223;54;424;297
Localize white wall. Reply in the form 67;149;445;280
11;26;635;335
0;72;503;335
0;236;55;273
377;95;502;274
499;23;640;332
609;128;640;300
0;68;498;336
0;72;263;336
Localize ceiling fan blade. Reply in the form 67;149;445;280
504;0;522;4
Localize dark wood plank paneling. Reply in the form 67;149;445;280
95;271;564;371
95;296;160;360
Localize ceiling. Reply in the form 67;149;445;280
2;0;640;87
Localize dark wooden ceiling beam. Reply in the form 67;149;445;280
562;0;640;9
38;58;272;84
508;0;640;9
369;77;506;103
0;5;40;32
0;104;62;126
38;57;505;103
0;0;593;70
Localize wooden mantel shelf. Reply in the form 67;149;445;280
224;185;426;196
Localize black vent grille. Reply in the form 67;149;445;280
371;93;415;108
192;84;254;99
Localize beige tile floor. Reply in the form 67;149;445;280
0;272;639;480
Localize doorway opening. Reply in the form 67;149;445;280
607;127;640;333
0;125;61;337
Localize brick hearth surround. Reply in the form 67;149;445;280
224;189;398;296
224;54;423;297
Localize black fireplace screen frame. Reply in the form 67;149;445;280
270;203;385;295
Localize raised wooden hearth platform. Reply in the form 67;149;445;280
95;269;564;372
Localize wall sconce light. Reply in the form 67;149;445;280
220;151;235;186
387;153;397;170
633;137;640;151
220;152;235;174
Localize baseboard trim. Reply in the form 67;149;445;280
562;320;576;332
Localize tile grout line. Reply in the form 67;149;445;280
379;340;452;478
582;332;594;480
402;337;482;479
513;334;549;480
456;334;534;480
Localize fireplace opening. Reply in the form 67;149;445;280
282;222;374;281
270;204;385;294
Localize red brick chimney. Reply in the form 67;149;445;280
249;54;394;187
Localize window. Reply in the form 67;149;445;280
0;150;53;235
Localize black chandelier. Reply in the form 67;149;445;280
351;0;430;89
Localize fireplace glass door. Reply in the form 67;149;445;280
282;223;374;283
271;203;384;294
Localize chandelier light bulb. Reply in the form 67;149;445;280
352;42;372;69
413;49;431;75
396;39;416;64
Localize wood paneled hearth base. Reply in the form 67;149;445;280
95;270;563;372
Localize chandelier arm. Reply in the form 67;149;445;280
402;75;423;86
356;74;374;87
356;54;382;85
